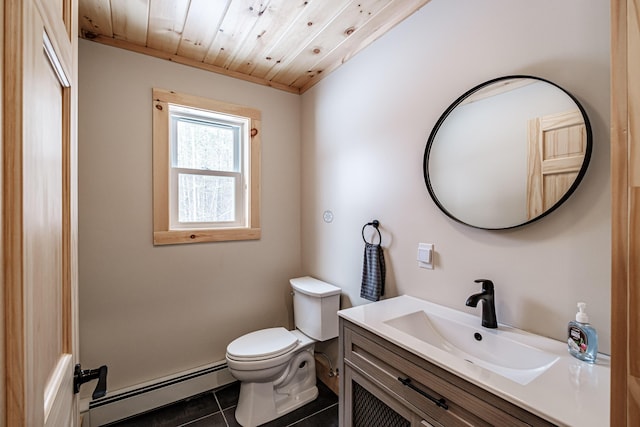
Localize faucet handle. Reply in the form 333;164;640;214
474;279;494;292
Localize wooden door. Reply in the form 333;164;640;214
3;0;79;425
526;109;587;219
611;0;640;425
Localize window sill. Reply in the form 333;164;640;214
153;228;261;245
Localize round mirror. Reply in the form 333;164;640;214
423;75;592;230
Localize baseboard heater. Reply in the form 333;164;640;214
81;361;235;426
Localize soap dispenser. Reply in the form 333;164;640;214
567;302;598;363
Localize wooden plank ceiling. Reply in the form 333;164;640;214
79;0;430;94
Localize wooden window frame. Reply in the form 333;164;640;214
152;88;261;245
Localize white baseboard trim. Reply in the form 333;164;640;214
80;361;234;426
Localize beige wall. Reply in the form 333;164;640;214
78;40;302;393
79;0;611;397
301;0;612;357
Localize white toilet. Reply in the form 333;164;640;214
225;276;341;427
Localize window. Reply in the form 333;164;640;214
152;89;261;244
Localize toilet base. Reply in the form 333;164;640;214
235;382;318;427
234;347;318;427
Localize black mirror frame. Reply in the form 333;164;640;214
423;75;593;230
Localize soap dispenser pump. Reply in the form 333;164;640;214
568;302;598;363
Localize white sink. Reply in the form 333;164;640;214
384;309;559;385
338;295;610;427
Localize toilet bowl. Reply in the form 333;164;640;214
225;276;341;427
227;329;317;426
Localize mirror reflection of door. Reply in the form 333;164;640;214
526;109;587;219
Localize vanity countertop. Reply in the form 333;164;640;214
338;295;609;427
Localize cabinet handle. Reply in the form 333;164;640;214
398;377;448;410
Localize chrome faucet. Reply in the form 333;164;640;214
465;279;497;329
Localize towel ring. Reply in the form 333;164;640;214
362;220;382;245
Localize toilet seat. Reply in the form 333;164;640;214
227;327;299;362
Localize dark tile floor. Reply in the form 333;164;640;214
104;380;338;427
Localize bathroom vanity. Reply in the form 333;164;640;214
338;296;609;427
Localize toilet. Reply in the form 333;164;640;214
225;276;341;427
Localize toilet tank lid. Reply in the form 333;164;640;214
290;276;341;297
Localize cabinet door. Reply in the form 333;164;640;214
344;366;434;427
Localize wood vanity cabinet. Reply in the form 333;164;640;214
339;319;556;427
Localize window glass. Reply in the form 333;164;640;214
177;174;236;223
172;115;239;172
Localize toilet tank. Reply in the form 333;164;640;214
290;276;341;341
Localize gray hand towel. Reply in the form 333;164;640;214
360;242;386;301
